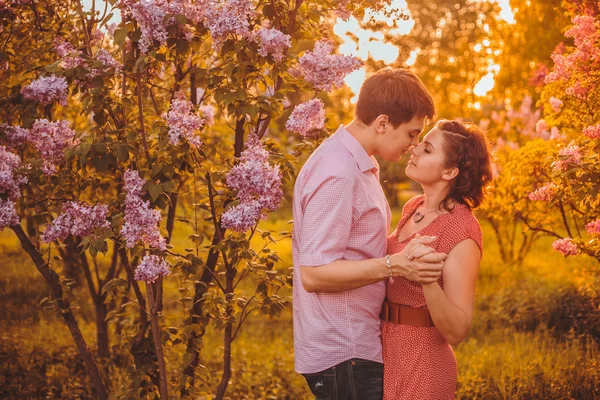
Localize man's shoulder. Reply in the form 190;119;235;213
301;136;357;178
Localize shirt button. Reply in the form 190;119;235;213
351;361;356;365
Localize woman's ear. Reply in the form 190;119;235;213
442;166;459;181
374;114;389;133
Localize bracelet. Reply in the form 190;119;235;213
385;255;394;284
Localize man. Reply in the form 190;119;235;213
292;68;447;400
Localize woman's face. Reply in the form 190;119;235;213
405;127;457;185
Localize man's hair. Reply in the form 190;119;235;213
355;68;435;128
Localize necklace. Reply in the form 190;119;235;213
413;207;440;223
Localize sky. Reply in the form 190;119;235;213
82;0;515;102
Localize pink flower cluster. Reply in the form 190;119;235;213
41;201;110;243
586;219;600;235
29;119;80;175
0;145;27;200
203;0;255;50
255;27;291;62
528;183;557;202
546;14;600;98
120;169;166;250
54;38;83;69
134;254;171;283
198;104;215;125
21;75;68;105
0;146;27;230
166;91;204;147
549;97;563;112
1;124;29;146
554;145;582;171
535;119;548;135
286;99;325;137
0;198;18;230
298;41;363;92
95;49;121;70
550;127;563;141
583;124;600;139
552;238;578;256
222;135;283;232
129;0;170;53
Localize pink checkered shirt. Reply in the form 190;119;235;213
292;125;392;374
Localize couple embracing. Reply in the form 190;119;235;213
292;68;493;400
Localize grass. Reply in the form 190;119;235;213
0;206;599;399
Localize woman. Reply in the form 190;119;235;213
381;119;493;399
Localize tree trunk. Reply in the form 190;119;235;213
10;224;109;400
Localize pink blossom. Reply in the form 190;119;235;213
0;124;29;146
222;135;283;232
95;49;121;70
478;119;490;131
221;200;264;232
198;104;215;125
552;238;578;256
21;75;68;105
566;15;598;53
166;91;204;147
0;198;19;230
203;0;255;50
549;97;563;112
495;137;506;151
41;201;111;243
255;27;291;62
528;183;557;202
129;0;170;53
298;41;363;92
54;38;83;69
585;219;600;235
583;124;600;139
0;145;27;200
550;127;563;141
535;119;548;134
529;63;548;87
286;99;325;137
29;119;79;175
134;254;171;283
554;145;582;171
120;169;166;250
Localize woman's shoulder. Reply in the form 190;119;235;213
439;205;483;253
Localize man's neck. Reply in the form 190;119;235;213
345;119;375;156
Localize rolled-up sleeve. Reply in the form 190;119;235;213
297;174;354;267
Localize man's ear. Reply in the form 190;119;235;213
442;167;459;181
374;115;389;133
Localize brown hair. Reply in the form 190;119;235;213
437;119;493;210
355;68;435;128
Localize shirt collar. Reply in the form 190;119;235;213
335;125;379;173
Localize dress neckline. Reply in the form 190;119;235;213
395;196;459;243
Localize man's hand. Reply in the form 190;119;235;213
388;234;446;284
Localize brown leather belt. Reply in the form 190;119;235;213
381;300;435;328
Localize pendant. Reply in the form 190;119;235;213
413;212;425;223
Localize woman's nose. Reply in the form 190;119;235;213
409;145;418;156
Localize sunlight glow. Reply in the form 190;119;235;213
473;72;496;97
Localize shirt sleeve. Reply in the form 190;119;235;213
297;174;354;267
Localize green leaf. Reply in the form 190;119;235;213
114;28;128;47
148;183;162;201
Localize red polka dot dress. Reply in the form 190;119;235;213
382;195;483;400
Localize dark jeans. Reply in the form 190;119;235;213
302;358;383;400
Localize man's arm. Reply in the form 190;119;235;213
300;236;446;293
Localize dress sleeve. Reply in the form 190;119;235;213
437;213;483;257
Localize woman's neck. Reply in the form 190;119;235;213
420;184;453;212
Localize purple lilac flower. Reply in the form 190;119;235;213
166;91;204;147
21;75;68;105
134;254;171;283
285;99;325;137
298;41;363;92
120;169;166;250
41;201;111;243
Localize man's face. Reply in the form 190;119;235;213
376;115;425;162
